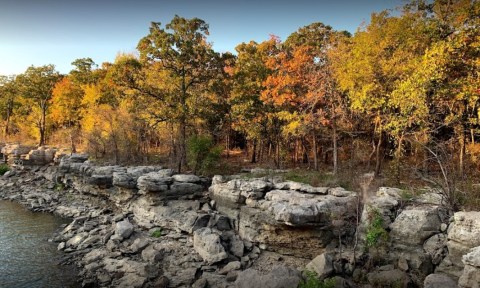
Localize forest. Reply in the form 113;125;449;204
0;1;479;209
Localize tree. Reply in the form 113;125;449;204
137;16;221;171
16;65;61;146
229;38;279;164
332;10;434;176
70;58;99;85
0;75;18;138
262;23;348;172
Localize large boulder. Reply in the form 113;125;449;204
193;228;228;264
235;266;302;288
261;190;356;226
459;246;480;288
238;193;356;258
390;206;442;246
437;211;480;279
137;172;172;192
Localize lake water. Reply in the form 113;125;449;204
0;200;80;288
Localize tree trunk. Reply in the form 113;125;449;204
333;124;338;175
313;132;318;171
374;133;383;177
458;125;465;177
178;120;187;173
251;139;257;163
39;100;47;146
394;134;404;184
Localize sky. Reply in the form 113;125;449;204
0;0;404;75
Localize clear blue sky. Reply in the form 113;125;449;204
0;0;404;75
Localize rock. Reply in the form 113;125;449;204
440;223;448;232
398;257;409;271
274;181;328;194
437;211;480;279
112;172;137;189
235;266;302;288
305;253;334;280
367;269;410;287
172;174;201;183
168;267;198;287
66;232;88;248
219;261;241;275
262;189;356;226
83;249;108;265
329;187;355;197
423;233;447;265
3;170;15;178
154;276;169;288
87;174;113;187
141;244;164;262
137;172;172;192
115;274;146;288
459;246;480;288
130;238;149;253
424;273;457;288
390;206;442;246
226;271;238;282
115;219;134;239
229;235;245;257
170;182;204;195
193;228;228;264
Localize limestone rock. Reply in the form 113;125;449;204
112;172;137;189
193;228;228;264
141;244;164;262
390;207;442;245
437;211;480;279
235;266;302;288
137;172;172;192
115;219;134;239
423;233;447;265
170;182;204;194
424;273;457;288
367;269;410;287
305;253;334;280
274;181;328;194
172;174;201;183
263;189;355;226
459;246;480;288
219;261;241;275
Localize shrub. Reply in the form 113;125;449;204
0;164;9;175
187;135;222;175
298;271;336;288
151;229;162;238
365;207;388;249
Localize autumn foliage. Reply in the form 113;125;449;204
0;1;479;197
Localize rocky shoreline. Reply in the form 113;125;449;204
0;145;479;287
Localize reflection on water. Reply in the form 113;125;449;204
0;200;79;288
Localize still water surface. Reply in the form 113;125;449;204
0;200;79;288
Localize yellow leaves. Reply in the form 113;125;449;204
51;77;84;126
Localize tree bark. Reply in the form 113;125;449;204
251;139;257;163
458;125;465;177
39;99;47;146
374;132;383;177
333;124;338;175
313;132;318;171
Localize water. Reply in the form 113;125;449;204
0;200;79;288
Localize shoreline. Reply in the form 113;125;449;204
1;154;479;288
